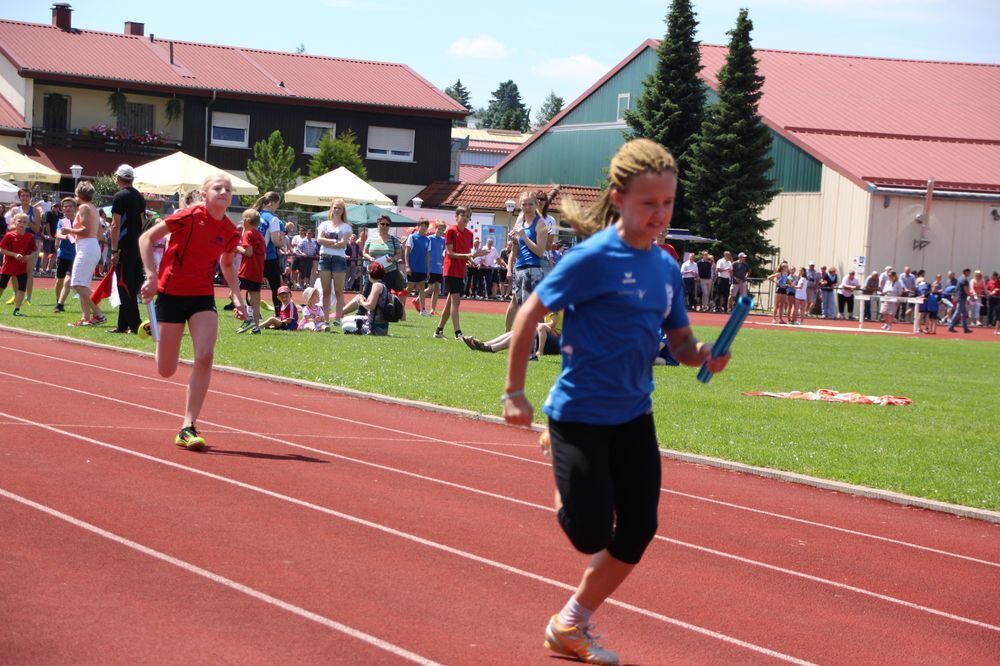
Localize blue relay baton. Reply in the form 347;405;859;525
697;295;753;384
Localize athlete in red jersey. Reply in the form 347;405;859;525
139;174;245;450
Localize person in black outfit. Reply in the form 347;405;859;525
109;164;147;334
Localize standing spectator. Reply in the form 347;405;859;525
235;208;266;335
767;262;791;324
4;188;42;306
40;200;60;275
426;221;447;314
898;266;917;322
792;267;808;324
344;233;362;292
715;251;733;313
916;274;940;334
969;270;986;326
296;228;319;288
108;164;146;334
434;207;476;340
879;265;893;293
363;214;405;293
536;189;559;278
404;219;431;315
52;197;77;313
67;183;107;327
729;252;750;309
838;270;861;320
986;271;1000;328
0;203;7;235
316;200;352;327
252;191;285;311
805;261;820;317
947;268;973;333
480;237;500;299
696;251;714;312
819;265;837;319
509;191;550;319
880;271;902;330
0;214;36;316
465;238;484;298
862;270;879;321
497;243;512;302
280;221;297;286
680;252;698;310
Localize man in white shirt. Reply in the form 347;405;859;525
715;251;734;313
479;237;500;298
680;252;699;310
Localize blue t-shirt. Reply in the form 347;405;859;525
257;210;280;260
515;215;544;269
535;225;689;425
427;234;446;274
56;218;76;261
406;232;430;274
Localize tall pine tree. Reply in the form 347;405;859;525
683;9;777;271
444;79;472;109
534;91;564;128
624;0;705;229
308;128;367;180
246;130;301;197
481;80;530;132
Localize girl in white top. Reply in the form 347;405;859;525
880;271;903;330
316;198;352;326
793;267;808;324
838;270;861;320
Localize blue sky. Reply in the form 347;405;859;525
6;0;998;117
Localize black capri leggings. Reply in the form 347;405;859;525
263;258;283;310
549;412;661;565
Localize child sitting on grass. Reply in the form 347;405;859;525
299;287;326;331
259;285;298;330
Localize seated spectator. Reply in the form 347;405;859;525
259;285;298;330
341;262;392;336
461;310;563;357
299;286;326;331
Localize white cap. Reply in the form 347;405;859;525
115;164;135;180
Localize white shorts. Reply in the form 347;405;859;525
70;238;101;287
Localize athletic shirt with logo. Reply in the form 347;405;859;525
257;210;282;260
535;225;689;425
158;204;240;296
515;215;544;269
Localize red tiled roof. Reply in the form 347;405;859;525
414;182;601;212
0;19;467;117
495;40;1000;193
19;145;155;178
466;139;518;155
0;95;26;132
458;165;493;183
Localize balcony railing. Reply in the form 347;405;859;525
31;127;182;157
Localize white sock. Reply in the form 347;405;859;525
556;596;593;628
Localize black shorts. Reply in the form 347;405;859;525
239;278;262;293
444;276;464;295
407;271;428;284
541;334;561;355
549;412;661;565
43;238;56;254
426;272;442;285
384;269;406;292
0;273;27;291
155;293;217;324
56;257;74;279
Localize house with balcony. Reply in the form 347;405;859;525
0;4;467;204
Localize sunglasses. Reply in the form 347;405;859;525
378;222;389;227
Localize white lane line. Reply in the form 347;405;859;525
3;345;995;568
3;385;998;635
661;489;1000;569
0;422;427;442
0;410;814;665
0;487;439;665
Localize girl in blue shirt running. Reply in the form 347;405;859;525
503;139;731;665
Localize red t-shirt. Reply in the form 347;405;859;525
442;225;473;279
0;231;35;276
157;204;240;296
238;228;266;283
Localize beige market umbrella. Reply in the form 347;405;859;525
0;144;61;183
284;166;392;206
132;151;258;197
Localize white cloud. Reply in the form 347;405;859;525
531;55;610;81
747;0;947;21
448;35;508;60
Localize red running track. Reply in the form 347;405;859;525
0;329;997;664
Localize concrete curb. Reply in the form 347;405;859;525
3;324;998;525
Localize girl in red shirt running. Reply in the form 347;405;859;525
139;174;245;450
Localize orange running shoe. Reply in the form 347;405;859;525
544;615;619;665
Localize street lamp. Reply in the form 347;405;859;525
70;164;83;188
504;199;516;213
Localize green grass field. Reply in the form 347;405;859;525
3;288;998;510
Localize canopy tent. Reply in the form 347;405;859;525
132;151;258;197
285;167;393;207
666;228;719;244
0;177;19;203
0;144;61;183
310;203;414;228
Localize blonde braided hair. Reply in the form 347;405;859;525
561;138;677;238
